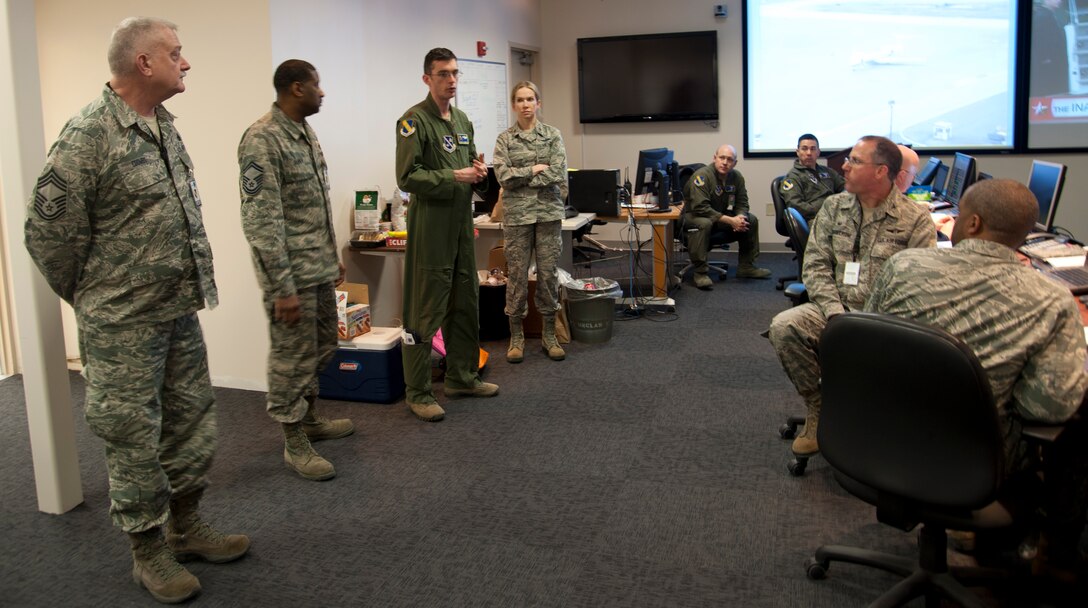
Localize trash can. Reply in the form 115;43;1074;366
563;277;621;343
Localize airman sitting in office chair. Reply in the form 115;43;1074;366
681;144;771;290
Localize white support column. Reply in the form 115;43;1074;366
0;0;83;513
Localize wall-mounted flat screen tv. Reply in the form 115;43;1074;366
577;30;718;123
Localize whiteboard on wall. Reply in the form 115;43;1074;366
454;59;508;164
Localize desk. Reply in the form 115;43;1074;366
596;205;682;306
473;212;595;271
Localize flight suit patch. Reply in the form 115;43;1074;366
442;135;456;153
714;186;723;196
457;133;469;145
241;161;264;196
781;179;794;191
34;169;67;221
399;119;416;137
693;175;706;187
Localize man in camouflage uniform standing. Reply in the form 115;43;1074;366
24;17;247;604
239;60;353;481
395;48;497;422
768;136;935;457
681;144;771;290
866;178;1088;580
778;134;844;224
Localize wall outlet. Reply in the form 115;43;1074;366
766;203;775;217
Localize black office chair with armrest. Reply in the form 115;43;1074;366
776;206;810;458
805;312;1039;607
771;175;798;290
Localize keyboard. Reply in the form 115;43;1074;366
1044;266;1088;295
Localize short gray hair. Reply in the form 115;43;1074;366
107;17;177;77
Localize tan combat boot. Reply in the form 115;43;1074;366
129;527;201;604
693;272;713;290
301;400;355;442
791;410;820;456
541;316;566;361
282;422;336;480
507;316;525;363
166;489;250;563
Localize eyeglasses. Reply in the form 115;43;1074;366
429;70;460;80
843;155;884;168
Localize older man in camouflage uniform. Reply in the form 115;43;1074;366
778;134;844;223
239;60;352;481
395;48;497;422
768;136;935;456
24;17;247;604
866;178;1088;579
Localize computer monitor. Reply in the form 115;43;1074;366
914;157;942;186
931;164;949;198
634;148;675;196
944;152;977;206
473;166;501;215
1026;160;1067;233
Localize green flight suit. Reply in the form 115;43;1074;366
779;159;845;223
681;164;761;272
395;95;486;404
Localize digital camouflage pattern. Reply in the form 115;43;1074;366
768;187;935;411
779;159;845;223
492;121;567;226
493;120;567;320
502;222;562;319
866;238;1088;462
81;314;216;532
238;104;338;297
682;165;761;271
395;95;484;404
239;103;340;422
25;85;217;327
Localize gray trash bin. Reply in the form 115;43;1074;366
563;277;621;343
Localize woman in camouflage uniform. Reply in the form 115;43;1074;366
492;81;569;363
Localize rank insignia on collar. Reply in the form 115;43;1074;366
241;161;264;196
442;135;456;153
34;168;68;222
457;133;469;145
781;179;795;191
693;174;706;187
714;186;723;196
399;119;416;137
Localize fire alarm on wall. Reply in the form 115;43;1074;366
477;41;488;57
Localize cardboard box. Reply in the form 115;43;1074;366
319;326;405;403
336;282;371;340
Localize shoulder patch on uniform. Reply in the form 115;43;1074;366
442;135;456;153
34;169;68;222
781;179;794;191
399;119;416;137
714;185;723;196
241;161;264;196
457;133;469;145
693;174;706;187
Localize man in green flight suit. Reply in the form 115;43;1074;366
24;17;248;604
395;48;498;422
681;144;772;290
778;134;844;223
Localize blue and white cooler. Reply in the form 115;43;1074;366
318;326;405;403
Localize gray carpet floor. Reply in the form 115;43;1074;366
0;252;1071;606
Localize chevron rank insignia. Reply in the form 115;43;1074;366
241;161;264;196
34;169;68;222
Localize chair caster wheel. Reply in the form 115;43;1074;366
778;423;797;439
787;457;808;476
805;557;828;580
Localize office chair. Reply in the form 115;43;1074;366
770;175;797;290
572;219;610;265
672;163;729;283
804;312;1033;607
776;207;810;458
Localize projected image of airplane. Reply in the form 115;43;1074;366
850;46;920;70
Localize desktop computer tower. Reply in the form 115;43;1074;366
569;169;621;217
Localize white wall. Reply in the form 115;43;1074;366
30;0;541;390
540;0;1088;244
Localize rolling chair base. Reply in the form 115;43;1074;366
780;415;812;476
